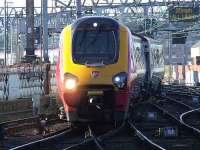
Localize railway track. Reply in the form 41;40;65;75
0;116;39;134
63;125;107;150
157;93;200;136
0;114;68;150
180;108;200;134
63;124;136;150
8;119;167;150
17;105;200;150
166;94;200;109
130;102;200;150
55;122;162;150
9;127;84;150
0;114;64;135
162;85;200;108
2;96;200;150
154;97;192;119
9;123;140;150
153;96;200;134
64;97;200;150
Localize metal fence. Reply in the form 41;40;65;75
0;63;54;101
49;64;57;96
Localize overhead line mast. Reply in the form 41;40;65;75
26;0;35;62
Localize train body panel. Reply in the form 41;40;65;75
56;16;164;123
59;23;129;86
128;34;147;99
56;17;131;122
145;38;165;93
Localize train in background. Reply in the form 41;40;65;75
56;16;164;124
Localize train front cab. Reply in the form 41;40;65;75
56;17;131;123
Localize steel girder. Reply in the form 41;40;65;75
0;0;199;34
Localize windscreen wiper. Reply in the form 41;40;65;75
84;61;105;67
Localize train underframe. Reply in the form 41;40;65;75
60;86;129;123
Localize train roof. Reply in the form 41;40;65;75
143;36;162;45
130;32;146;41
69;16;161;46
72;16;119;30
73;16;117;22
130;30;161;44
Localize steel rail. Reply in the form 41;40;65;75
10;128;72;150
0;109;32;116
180;107;200;134
165;96;194;110
153;103;188;122
162;85;200;97
62;137;95;150
0;116;38;126
132;102;200;150
153;99;200;136
153;97;192;121
89;126;104;150
63;123;126;150
97;122;125;141
128;120;166;150
0;114;59;129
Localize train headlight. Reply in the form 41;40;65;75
64;73;78;90
112;72;127;89
65;79;76;90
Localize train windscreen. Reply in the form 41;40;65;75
72;23;119;66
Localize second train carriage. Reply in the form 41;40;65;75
145;37;165;94
56;16;164;123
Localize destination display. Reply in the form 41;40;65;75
169;6;199;22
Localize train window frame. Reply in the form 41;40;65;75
72;28;119;65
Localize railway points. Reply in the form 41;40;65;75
180;108;200;134
130;102;200;150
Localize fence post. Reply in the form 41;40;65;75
44;63;50;95
32;94;41;115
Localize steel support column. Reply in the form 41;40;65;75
26;0;35;62
76;0;82;18
143;6;149;34
4;0;7;65
42;0;49;62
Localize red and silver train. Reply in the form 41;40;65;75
56;16;164;123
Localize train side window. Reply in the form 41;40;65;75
130;50;135;73
129;41;135;72
135;47;141;63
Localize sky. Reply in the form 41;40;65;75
0;0;54;7
0;0;153;7
0;0;195;7
0;0;61;15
